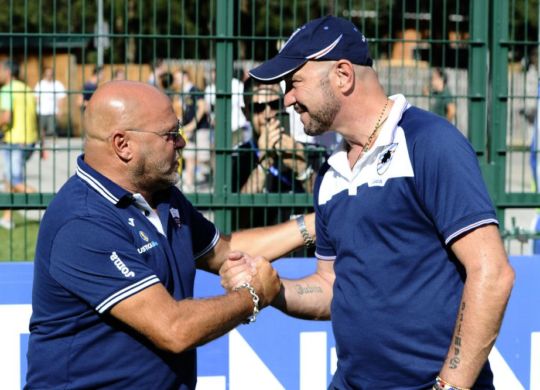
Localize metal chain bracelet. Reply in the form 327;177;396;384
234;282;260;324
294;214;315;247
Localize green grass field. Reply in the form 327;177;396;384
0;213;40;262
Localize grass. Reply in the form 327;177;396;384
0;212;41;262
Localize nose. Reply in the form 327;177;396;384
175;135;186;149
284;89;295;108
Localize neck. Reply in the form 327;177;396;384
347;97;390;168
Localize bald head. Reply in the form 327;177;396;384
84;80;172;142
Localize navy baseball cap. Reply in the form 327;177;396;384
249;15;372;83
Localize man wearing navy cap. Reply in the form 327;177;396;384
223;15;514;390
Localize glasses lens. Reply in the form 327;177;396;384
253;99;282;114
268;99;282;111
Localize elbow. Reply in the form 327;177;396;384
499;262;515;296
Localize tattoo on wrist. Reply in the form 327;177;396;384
449;301;466;369
294;284;323;295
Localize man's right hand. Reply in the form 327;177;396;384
220;251;280;308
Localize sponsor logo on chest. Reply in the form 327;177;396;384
137;230;159;254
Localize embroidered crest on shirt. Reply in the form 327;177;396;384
170;208;182;227
139;230;149;242
377;143;398;175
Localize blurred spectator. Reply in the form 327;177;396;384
178;69;211;190
112;68;126;81
232;77;325;194
231;77;325;230
425;67;456;122
0;59;39;230
34;66;66;139
204;67;249;145
79;65;104;110
147;58;167;87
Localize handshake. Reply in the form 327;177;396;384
219;251;281;323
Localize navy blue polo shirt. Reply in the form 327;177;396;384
315;95;497;390
26;155;219;389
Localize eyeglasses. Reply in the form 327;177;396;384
252;99;283;114
126;121;185;143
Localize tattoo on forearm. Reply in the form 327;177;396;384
294;284;323;295
449;301;466;369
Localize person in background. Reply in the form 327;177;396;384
25;80;316;389
426;67;456;122
204;66;249;146
177;69;212;191
0;59;39;230
232;77;318;195
79;65;104;110
112;68;126;81
147;58;167;87
34;66;66;140
222;15;514;390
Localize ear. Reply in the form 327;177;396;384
334;60;355;91
111;130;133;162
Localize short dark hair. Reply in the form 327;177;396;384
159;72;174;90
242;77;284;116
1;59;19;78
93;65;104;76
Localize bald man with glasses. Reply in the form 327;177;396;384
26;80;316;389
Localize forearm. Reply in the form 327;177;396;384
439;263;514;387
229;213;315;261
240;165;267;193
272;276;332;320
0;111;11;127
272;259;334;320
111;284;256;354
171;289;256;351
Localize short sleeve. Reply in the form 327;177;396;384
313;163;336;260
411;122;497;244
49;218;160;314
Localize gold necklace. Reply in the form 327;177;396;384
350;98;390;168
363;98;389;153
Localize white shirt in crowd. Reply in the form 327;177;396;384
34;79;67;116
204;77;248;132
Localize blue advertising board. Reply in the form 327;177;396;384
0;257;538;389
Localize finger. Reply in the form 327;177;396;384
227;251;246;261
219;258;247;277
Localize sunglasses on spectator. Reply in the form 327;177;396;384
125;120;185;143
252;99;283;114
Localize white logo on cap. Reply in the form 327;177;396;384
306;34;343;60
279;27;302;53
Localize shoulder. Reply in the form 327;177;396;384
398;106;475;163
399;106;464;143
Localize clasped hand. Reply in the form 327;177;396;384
219;251;280;308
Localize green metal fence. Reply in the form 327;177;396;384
0;0;539;260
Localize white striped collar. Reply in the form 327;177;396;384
75;155;131;205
